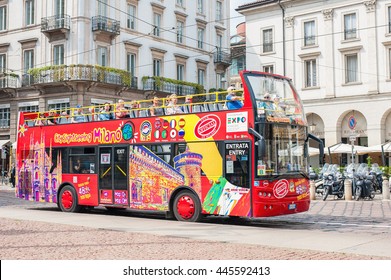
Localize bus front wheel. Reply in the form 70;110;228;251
58;185;82;213
173;190;201;222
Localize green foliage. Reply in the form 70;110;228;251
366;156;372;168
142;76;205;94
380;166;390;179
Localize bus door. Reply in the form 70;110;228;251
98;146;129;206
222;141;251;216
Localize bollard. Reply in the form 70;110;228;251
310;180;316;200
382;176;390;200
344;179;352;200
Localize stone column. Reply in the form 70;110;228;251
284;16;295;80
364;0;379;94
310;180;316;200
382;176;390;200
344;179;352;200
322;9;335;98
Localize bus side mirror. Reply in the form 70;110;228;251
257;139;266;158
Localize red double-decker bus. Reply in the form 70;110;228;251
15;71;323;222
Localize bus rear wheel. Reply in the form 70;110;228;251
173;190;201;222
58;185;82;213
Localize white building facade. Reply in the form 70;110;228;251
0;0;231;148
237;0;391;165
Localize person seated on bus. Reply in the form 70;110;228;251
258;92;274;116
272;95;287;117
47;110;58;125
149;96;164;116
35;113;47;126
99;102;114;121
181;95;193;113
130;101;139;118
166;94;183;115
73;158;82;173
225;86;243;110
71;105;86;123
115;99;130;119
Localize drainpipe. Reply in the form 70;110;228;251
278;0;286;76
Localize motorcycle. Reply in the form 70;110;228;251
352;163;375;201
368;164;383;193
309;164;328;196
322;164;345;201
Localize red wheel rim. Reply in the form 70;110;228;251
61;190;73;210
176;195;195;220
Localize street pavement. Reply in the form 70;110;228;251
2;182;390;219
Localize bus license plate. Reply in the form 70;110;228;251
288;203;296;210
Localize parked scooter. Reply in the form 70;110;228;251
369;163;383;193
309;164;329;196
352;163;375;201
322;164;345;201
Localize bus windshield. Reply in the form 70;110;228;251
256;123;307;177
245;73;307;126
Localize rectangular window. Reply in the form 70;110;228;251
127;4;136;29
344;13;357;40
177;64;184;81
53;45;64;65
127;53;136;75
216;1;222;21
176;0;184;7
0;107;10;128
389;48;391;79
197;0;204;14
0;6;6;30
55;0;65;16
305;59;317;87
263;65;274;74
262;29;273;53
177;21;184;43
153;13;161;37
48;102;70;115
97;46;107;66
0;54;5;72
216;73;223;89
19;105;39;112
304;20;315;46
198;69;205;86
25;0;34;26
23;50;34;73
197;28;204;49
345;54;358;83
153;59;161;76
388;7;391;33
98;0;107;16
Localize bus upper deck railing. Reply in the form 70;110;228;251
22;89;245;126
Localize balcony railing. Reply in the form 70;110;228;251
142;77;200;95
344;28;357;40
0;75;18;88
41;14;71;32
92;15;120;35
22;65;137;88
213;51;231;65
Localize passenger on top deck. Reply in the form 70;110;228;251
149;96;164;116
166;94;183;115
99;102;114;121
71;105;86;123
225;86;243;110
115;99;129;119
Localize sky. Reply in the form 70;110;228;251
230;0;252;34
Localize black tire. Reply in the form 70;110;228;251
336;193;344;199
322;186;329;201
355;186;362;201
369;189;375;199
172;190;202;222
58;185;82;213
